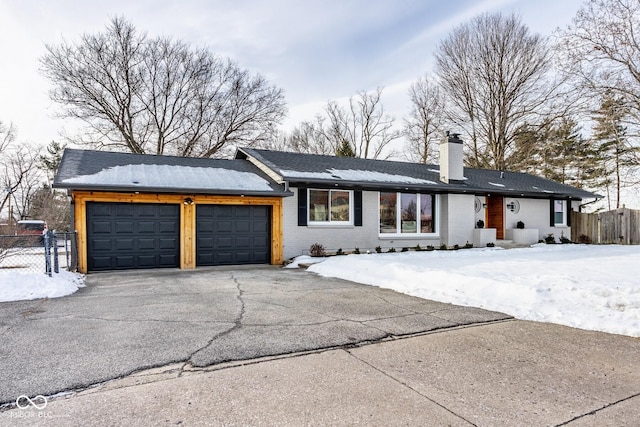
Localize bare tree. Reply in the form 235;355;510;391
276;117;337;155
277;88;400;159
556;0;640;124
323;88;400;159
555;0;640;206
3;146;43;221
435;13;554;170
1;123;44;224
41;16;286;158
403;75;444;164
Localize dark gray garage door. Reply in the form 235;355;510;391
196;205;270;266
86;202;180;271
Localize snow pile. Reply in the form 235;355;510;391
284;255;328;269
0;270;85;302
304;244;640;337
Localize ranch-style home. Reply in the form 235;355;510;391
54;134;599;273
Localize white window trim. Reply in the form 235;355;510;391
554;199;567;227
378;192;439;237
308;189;354;226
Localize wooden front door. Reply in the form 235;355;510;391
486;196;504;239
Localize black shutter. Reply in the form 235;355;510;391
567;201;572;226
549;199;555;227
298;188;307;226
354;191;363;226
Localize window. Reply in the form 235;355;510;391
380;192;436;235
554;200;566;226
308;189;351;224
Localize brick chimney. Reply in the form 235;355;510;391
439;132;464;183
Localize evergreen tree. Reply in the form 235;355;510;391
592;94;637;208
336;139;356;157
39;141;66;183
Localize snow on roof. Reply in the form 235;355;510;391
488;182;506;187
279;169;437;185
61;164;275;192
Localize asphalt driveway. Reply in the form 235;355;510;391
0;266;510;405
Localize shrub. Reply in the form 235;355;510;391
453;244;460;250
336;248;344;255
309;243;326;257
354;247;361;254
387;247;396;253
415;244;422;251
516;221;525;229
426;245;435;251
486;242;495;247
464;242;474;249
401;247;409;252
375;246;382;253
578;234;592;244
559;232;571;244
544;234;556;244
439;243;448;250
476;219;485;229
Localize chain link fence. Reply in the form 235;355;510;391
0;231;78;274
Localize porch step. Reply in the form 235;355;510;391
495;239;531;249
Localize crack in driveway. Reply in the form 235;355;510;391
180;274;247;374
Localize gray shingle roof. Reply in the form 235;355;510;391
238;148;600;200
54;149;291;196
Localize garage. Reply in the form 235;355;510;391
196;205;270;266
54;149;288;273
86;202;180;271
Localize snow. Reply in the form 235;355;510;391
488;182;506;187
280;169;437;185
300;244;640;337
0;270;85;302
1;246;85;302
284;255;327;269
61;164;275;192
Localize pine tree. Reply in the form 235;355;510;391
336;139;355;157
39;141;67;183
591;94;637;208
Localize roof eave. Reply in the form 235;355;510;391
53;183;293;197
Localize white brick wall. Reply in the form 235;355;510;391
281;188;579;259
282;188;441;259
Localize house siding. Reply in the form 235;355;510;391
495;197;575;242
440;194;476;246
283;187;441;259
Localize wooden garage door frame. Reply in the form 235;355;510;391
72;191;283;273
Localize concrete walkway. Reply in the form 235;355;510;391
2;319;639;426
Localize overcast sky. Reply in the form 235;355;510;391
0;0;586;148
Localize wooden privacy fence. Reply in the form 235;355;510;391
571;208;640;244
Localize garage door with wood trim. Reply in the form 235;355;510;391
86;202;180;271
196;205;270;266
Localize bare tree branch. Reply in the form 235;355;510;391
435;12;555;170
403;75;444;164
40;16;286;158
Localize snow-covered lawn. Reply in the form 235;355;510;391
0;247;85;302
295;244;640;338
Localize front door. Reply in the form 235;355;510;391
486;196;504;239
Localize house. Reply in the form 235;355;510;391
53;135;599;273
